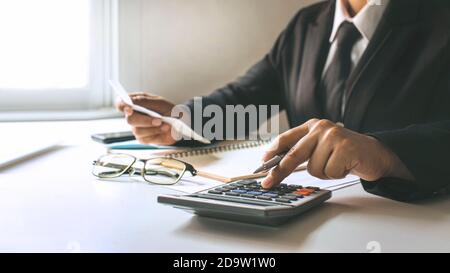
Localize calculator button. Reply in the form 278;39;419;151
223;185;238;190
263;193;279;198
297;193;311;197
290;193;303;198
231;190;247;194
256;196;273;201
275;198;291;203
236;180;257;186
216;188;230;192
307;187;321;192
283;195;299;201
241;194;256;198
247;191;263;196
208;190;223;195
225;192;240;197
295;189;315;196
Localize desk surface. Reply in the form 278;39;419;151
1;120;450;253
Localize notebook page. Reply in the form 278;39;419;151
174;142;272;179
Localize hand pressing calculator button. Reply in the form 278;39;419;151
158;180;332;225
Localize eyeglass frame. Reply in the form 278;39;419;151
92;153;198;185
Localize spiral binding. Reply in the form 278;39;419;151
165;140;271;159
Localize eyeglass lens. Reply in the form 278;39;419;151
93;154;187;185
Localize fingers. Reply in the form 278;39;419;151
127;110;174;145
262;119;348;188
306;142;333;180
133;123;174;145
123;106;133;116
262;132;318;188
114;91;177;146
138;133;176;146
115;92;162;113
324;151;350;179
133;125;171;139
262;122;312;162
261;118;379;188
129;92;159;99
129;93;157;106
129;93;172;115
305;123;338;179
126;111;162;127
115;100;128;113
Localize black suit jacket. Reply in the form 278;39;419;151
186;0;450;201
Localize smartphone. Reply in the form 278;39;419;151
91;131;136;144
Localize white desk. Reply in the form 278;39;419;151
1;119;450;253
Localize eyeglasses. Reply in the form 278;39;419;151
92;153;197;185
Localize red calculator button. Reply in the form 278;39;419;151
295;189;314;196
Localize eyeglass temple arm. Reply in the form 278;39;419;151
185;163;198;176
93;161;182;179
93;161;130;170
93;160;197;177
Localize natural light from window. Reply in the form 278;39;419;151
0;0;91;89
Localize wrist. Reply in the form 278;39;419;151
371;137;415;181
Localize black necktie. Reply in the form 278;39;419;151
319;22;361;122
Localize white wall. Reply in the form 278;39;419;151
118;0;319;132
119;0;318;102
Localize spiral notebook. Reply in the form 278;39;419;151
158;141;307;183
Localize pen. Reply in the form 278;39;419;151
253;153;287;174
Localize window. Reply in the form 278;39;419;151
0;0;118;113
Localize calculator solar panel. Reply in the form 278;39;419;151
158;180;332;225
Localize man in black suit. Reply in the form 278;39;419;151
117;0;450;201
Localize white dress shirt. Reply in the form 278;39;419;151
322;0;390;76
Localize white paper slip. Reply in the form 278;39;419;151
110;80;211;144
326;180;361;191
281;172;361;190
166;175;222;194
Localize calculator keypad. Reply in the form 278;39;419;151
206;180;321;204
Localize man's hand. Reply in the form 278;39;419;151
115;92;177;145
261;119;414;188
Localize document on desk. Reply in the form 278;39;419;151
169;172;360;194
281;172;360;190
168;176;223;194
156;141;307;183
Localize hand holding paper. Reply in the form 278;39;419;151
110;80;211;144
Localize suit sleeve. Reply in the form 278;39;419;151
363;121;450;201
362;48;450;202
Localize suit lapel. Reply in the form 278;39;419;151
343;0;422;131
294;2;334;126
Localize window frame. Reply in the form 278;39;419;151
0;0;119;112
